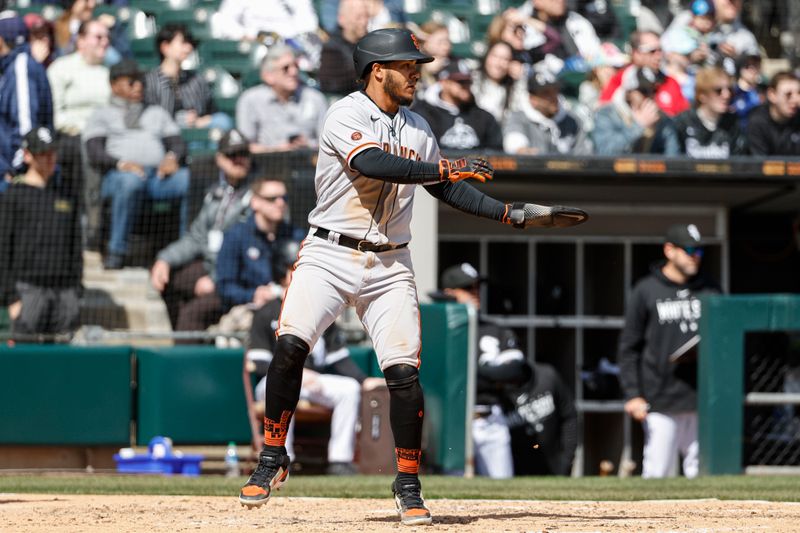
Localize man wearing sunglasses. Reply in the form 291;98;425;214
599;30;690;117
214;176;305;315
236;44;328;154
150;129;254;338
618;223;721;479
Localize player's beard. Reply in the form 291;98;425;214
384;73;414;107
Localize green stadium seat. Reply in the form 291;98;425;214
94;6;156;41
610;0;636;46
157;7;213;40
181;127;224;156
198;40;266;78
12;4;63;21
0;307;9;336
130;37;160;70
128;0;173;18
202;66;241;116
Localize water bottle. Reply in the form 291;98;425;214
225;441;240;478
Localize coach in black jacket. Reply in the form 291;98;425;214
618;223;721;479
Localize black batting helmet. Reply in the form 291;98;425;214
353;28;434;80
271;239;301;283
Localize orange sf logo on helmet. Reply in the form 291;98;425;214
410;34;421;51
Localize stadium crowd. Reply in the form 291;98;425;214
0;0;798;319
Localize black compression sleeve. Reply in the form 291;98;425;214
424;180;508;221
350;147;441;184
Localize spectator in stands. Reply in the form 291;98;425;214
411;59;503;152
674;67;746;158
746;71;800;156
0;13;53;180
486;10;536;66
0;127;82;339
215;176;305;313
364;0;404;31
731;54;763;128
661;0;717;69
618;223;721;479
504;69;591;155
599;31;690;117
213;0;319;42
83;59;190;270
515;0;602;69
472;41;528;124
579;42;627;109
593;67;680;155
23;13;55;68
247;238;380;475
48;20;111;204
573;0;619;41
236;44;328;153
55;0;130;65
417;21;451;92
150;129;253;337
663;0;758;65
144;24;231;131
317;0;370;97
54;0;95;55
662;40;695;105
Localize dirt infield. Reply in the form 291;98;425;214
3;493;800;532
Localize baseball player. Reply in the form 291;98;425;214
238;28;588;525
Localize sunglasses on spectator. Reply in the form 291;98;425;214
711;86;733;95
682;246;704;257
226;150;250;159
637;45;662;54
277;62;299;73
255;193;288;203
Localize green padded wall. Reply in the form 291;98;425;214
419;303;470;474
136;347;251;445
0;345;132;445
699;294;800;474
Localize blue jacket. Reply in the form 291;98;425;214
215;214;304;310
0;44;54;176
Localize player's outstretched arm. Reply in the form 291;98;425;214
350;148;492;185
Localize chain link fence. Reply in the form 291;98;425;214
744;332;800;469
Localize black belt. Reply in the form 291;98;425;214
314;227;408;253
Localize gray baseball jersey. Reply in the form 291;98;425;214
308;91;441;245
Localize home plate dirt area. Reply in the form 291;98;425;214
3;494;800;532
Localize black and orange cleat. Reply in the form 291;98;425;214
239;449;290;508
392;477;432;526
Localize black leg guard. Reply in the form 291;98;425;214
384;364;424;471
263;334;309;451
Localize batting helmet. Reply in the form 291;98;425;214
271;239;301;283
353;28;434;80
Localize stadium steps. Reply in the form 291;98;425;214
80;251;173;344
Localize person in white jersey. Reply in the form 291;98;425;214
238;27;588;526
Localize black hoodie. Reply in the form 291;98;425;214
617;261;721;413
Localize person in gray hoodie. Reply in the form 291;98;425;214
150;129;253;336
503;68;592;155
